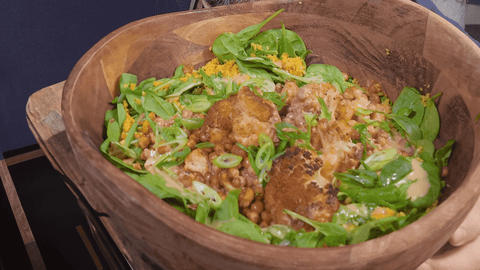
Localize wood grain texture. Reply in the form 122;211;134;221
26;82;136;268
0;160;47;270
58;0;480;269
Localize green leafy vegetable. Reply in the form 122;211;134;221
212;153;243;168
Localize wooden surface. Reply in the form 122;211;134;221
26;81;133;270
36;0;480;269
0;159;47;270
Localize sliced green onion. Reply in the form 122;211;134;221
212;153;243;168
195;142;215;148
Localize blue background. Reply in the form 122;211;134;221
0;0;192;158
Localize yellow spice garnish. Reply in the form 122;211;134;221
142;120;151;134
148;112;156;121
129;83;136;90
266;54;305;77
251;43;263;51
133;98;142;105
123;112;135;133
266;54;281;63
202;58;240;77
280;53;305;77
371;206;395;220
421;93;431;106
192;70;202;79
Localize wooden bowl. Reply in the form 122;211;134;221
62;0;480;269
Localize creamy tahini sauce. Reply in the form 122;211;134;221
405;159;430;201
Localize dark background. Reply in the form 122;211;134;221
0;0;192;154
0;0;479;269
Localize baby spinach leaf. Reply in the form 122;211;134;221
173;65;184;79
247;30;279;56
99;139;147;173
143;92;175;120
236;9;284;48
112;141;138;159
136;77;155;92
104;108;118;129
125;91;144;115
252;28;310;59
340;183;411;210
235;59;272;81
434;139;455;168
362;148;398;171
119;73;137;94
107;120;120;142
212;33;245;62
305;64;348;93
334;170;377;188
198;69;223;94
388;113;422;143
174;117;204;130
216;217;270;244
117;103;126;128
265;224;293;243
419;95;440;142
195;201;211;224
213;189;241;221
181;94;214;113
285;230;322;248
392;87;424;126
284;210;347;247
278;21;296;58
378;156;412;186
166;80;203;98
333;204;371;227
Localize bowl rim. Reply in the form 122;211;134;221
61;0;480;267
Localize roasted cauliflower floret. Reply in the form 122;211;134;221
199;86;281;146
184;148;210;176
264;147;340;231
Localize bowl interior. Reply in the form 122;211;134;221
62;0;480;269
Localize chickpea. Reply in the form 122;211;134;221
123;158;134;166
241;157;251;168
441;166;449;177
214;144;225;155
227;168;240;179
200;133;209;142
182;109;194;118
209;152;218;162
238;187;254;208
246;211;260;224
133;163;142;170
210;177;219;189
250;200;264;214
259;221;269;228
246;176;256;187
261;211;272;223
232;176;246;188
187;138;197;149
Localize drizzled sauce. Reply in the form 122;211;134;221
405;159;430;201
